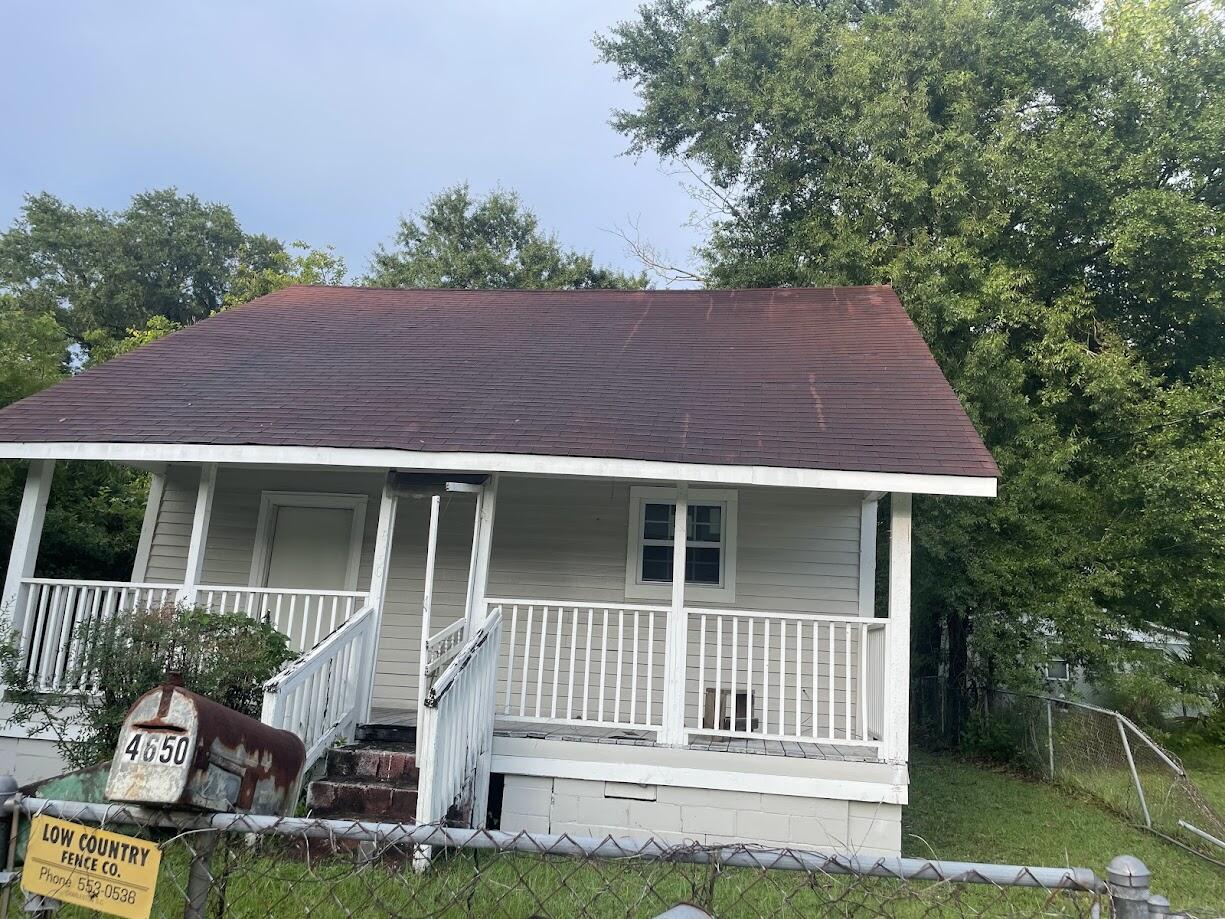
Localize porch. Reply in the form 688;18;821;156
2;458;912;827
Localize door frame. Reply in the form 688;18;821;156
248;491;368;590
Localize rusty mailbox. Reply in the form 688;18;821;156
105;678;306;815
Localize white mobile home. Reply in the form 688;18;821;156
0;286;997;856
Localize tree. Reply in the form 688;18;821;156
365;184;646;290
599;0;1225;733
0;189;343;579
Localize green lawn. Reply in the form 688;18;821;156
904;750;1225;915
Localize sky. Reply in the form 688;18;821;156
0;1;703;283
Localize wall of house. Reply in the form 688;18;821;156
139;468;866;713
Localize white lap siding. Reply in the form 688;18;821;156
140;470;865;713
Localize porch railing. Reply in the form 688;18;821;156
489;598;668;732
6;578;371;691
196;585;369;653
686;607;887;746
416;606;503;836
12;578;178;693
260;603;377;768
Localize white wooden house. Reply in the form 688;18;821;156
0;286;997;856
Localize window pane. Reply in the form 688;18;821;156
643;503;674;541
689;505;721;543
686;546;721;584
641;544;673;582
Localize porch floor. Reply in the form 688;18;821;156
367;708;881;763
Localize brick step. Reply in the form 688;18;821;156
307;779;418;821
324;743;418;783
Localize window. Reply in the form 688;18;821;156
625;487;737;601
1044;659;1071;682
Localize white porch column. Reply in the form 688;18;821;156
660;484;689;745
858;492;882;618
178;463;217;607
1;459;55;634
363;475;399;720
464;473;499;628
882;492;912;764
130;469;166;582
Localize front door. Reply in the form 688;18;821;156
252;492;367;592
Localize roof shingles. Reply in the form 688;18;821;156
0;286;998;480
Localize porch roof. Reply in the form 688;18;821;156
0;285;998;489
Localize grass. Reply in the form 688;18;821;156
903;749;1225;915
28;748;1225;916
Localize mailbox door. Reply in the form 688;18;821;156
106;691;199;805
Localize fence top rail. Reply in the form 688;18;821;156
8;795;1108;894
686;606;889;626
21;577;180;590
426;618;466;646
263;603;376;694
488;596;672;613
197;584;369;599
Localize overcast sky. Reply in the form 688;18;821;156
0;1;702;283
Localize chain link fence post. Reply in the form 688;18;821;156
1106;855;1151;919
182;829;220;919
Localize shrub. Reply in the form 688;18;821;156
2;604;295;770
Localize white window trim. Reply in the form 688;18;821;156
1044;659;1071;682
248;491;368;591
625;486;738;603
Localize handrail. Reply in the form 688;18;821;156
261;603;377;768
415;607;503;854
198;584;368;599
685;605;890;625
487;596;671;613
20;577;179;589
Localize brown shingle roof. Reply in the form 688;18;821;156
0;285;998;480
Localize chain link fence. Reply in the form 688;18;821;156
989;691;1225;863
0;795;1204;918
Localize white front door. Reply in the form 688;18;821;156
251;492;367;591
264;505;354;590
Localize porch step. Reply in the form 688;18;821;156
306;741;419;821
355;722;417;745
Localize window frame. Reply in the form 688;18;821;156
1044;659;1071;682
624;486;738;603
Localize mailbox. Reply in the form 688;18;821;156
105;678;306;815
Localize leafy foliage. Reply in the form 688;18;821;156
0;189;343;579
599;0;1225;732
1;605;295;769
366;184;646;290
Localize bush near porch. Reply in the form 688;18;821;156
1;605;294;768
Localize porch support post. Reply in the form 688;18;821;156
883;492;912;764
661;484;689;745
416;495;443;718
363;475;399;721
1;459;55;632
858;492;882;618
131;469;166;581
179;463;217;607
465;473;499;628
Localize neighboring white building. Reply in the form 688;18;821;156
0;285;998;856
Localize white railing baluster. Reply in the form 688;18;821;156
535;606;547;719
599;609;609;722
519;606;533;717
714;615;723;730
697;614;707;729
630;610;640;726
566;607;578;720
505;605;519;716
614;611;624;723
582;608;593;721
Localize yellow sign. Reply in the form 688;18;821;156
21;815;161;919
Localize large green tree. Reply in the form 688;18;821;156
0;190;344;579
600;0;1225;730
366;184;646;289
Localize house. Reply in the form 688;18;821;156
0;285;997;856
